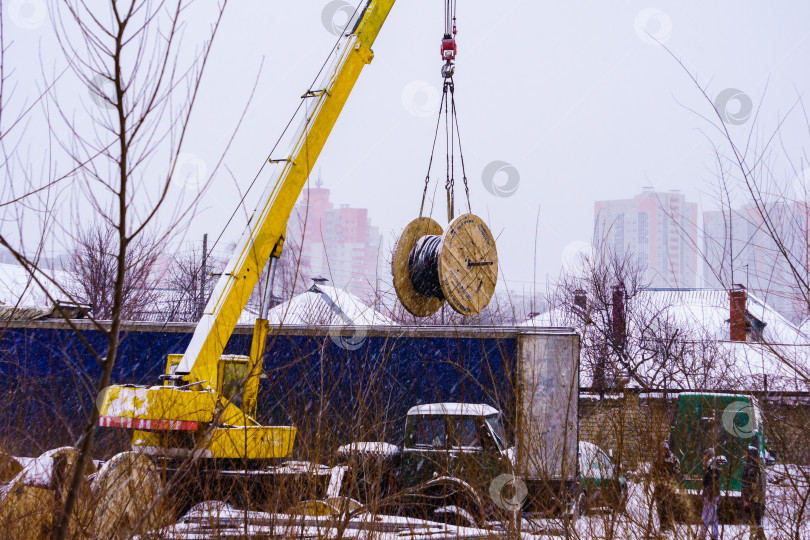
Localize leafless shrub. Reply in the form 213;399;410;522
0;0;236;536
66;222;159;320
162;242;224;322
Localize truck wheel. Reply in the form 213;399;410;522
433;505;477;528
413;478;488;527
613;487;628;514
564;492;583;528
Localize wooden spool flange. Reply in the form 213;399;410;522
0;447;94;539
392;217;444;317
439;213;498;316
91;451;164;537
392;213;498;317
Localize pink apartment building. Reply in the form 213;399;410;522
288;182;383;298
594;187;699;288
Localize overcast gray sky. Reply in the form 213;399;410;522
5;1;810;294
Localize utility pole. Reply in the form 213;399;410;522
199;233;208;319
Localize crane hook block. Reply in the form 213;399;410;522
441;35;456;62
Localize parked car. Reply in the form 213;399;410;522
338;400;580;528
578;441;628;513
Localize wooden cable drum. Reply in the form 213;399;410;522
0;451;22;482
91;451;165;538
392;213;498;317
0;447;93;539
392;217;444;317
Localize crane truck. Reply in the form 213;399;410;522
97;0;401;463
89;0;582;527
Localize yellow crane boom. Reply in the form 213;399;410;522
179;0;394;387
98;0;396;460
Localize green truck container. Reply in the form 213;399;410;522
668;392;767;523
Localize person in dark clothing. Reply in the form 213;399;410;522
700;448;721;540
654;441;682;532
742;446;766;540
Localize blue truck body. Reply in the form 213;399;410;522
0;321;579;491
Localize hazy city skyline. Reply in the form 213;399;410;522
3;2;810;295
704;201;810;322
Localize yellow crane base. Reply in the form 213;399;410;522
131;426;296;460
98;385;218;429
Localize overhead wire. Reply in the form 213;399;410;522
205;1;366;261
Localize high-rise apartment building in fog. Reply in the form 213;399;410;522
287;178;384;298
703;202;809;322
594;187;698;287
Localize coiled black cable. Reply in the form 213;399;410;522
408;235;445;299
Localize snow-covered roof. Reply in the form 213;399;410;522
523;288;810;391
523;288;806;345
707;341;810;391
520;307;570;328
639;288;803;345
406;403;499;417
0;263;75;308
0;305;54;320
241;283;395;327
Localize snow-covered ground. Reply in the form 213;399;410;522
569;476;810;539
143;502;510;539
144;474;810;539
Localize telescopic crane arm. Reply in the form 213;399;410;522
177;0;396;388
97;0;397;460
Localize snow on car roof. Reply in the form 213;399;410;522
579;441;606;461
337;442;400;456
678;392;753;399
406;403;499;417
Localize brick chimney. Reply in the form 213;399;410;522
730;284;747;342
573;289;587;310
612;284;627;350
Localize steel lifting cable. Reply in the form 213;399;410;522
418;79;471;221
418;84;447;219
450;88;471;214
444;0;457;36
444;81;453;221
418;0;470;222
